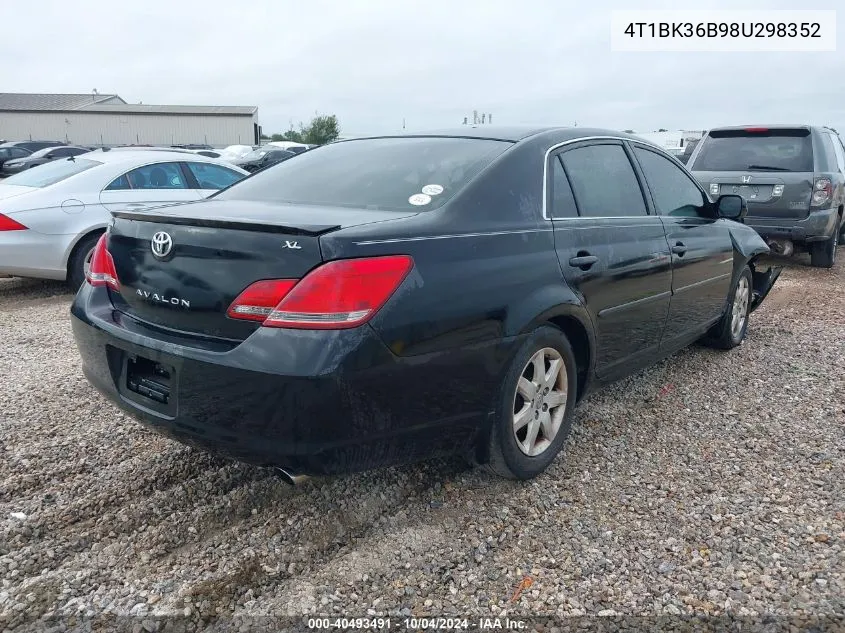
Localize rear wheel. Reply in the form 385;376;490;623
810;230;837;268
67;232;102;290
704;266;752;350
485;326;578;480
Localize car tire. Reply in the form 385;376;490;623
809;231;837;268
485;325;578;480
704;265;753;350
67;232;102;290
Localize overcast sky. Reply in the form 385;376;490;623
1;0;843;136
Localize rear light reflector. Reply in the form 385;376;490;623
812;178;832;207
0;213;27;231
226;279;297;321
86;234;120;291
227;255;414;329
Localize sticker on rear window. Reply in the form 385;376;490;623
408;193;432;206
421;184;444;196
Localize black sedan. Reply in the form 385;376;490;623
71;127;780;481
1;145;90;176
229;146;296;172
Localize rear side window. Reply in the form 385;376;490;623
560;144;647;217
692;129;813;172
549;155;578;218
831;135;845;172
185;162;244;190
123;162;187;190
216;137;511;211
820;134;839;171
1;158;101;188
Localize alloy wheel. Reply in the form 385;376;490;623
83;247;95;278
512;347;568;457
730;276;750;340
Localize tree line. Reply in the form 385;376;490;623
262;114;340;145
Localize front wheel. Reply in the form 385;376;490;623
485;326;578;480
810;230;837;268
704;266;752;350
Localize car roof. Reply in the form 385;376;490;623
340;126;646;144
81;149;232;164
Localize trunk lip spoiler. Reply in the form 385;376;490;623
110;211;341;236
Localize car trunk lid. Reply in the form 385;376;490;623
105;199;418;340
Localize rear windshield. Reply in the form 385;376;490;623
2;158;101;188
692;129;813;172
215;137;512;210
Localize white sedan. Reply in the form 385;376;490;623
0;150;248;287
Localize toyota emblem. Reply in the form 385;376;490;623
151;231;173;258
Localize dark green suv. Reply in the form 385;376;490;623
689;125;845;268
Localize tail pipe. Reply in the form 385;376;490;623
766;238;793;257
275;467;310;486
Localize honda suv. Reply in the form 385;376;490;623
688;125;845;268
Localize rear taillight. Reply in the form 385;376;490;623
227;255;414;329
86;234;119;291
812;178;832;207
227;279;297;321
0;213;27;231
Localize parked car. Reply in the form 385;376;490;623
0;151;248;287
0;146;32;173
0;145;90;176
70;127;781;482
229;146;296;172
688;125;845;268
0;140;67;153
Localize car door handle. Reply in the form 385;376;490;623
568;254;598;268
125;202;148;207
672;242;688;256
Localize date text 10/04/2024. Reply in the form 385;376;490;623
306;617;528;630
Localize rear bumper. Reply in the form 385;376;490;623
744;208;838;243
70;284;512;474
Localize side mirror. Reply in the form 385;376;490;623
716;194;746;221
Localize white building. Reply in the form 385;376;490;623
0;93;260;147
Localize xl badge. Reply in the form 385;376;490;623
151;232;173;258
282;240;302;250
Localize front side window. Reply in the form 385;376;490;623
559;144;647;218
185;162;244;190
120;162;187;190
634;147;709;219
1;158;101;188
215;137;512;211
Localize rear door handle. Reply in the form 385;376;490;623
672;242;688;256
569;254;598;269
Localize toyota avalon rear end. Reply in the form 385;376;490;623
69;135;514;476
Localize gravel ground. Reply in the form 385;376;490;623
0;254;843;630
